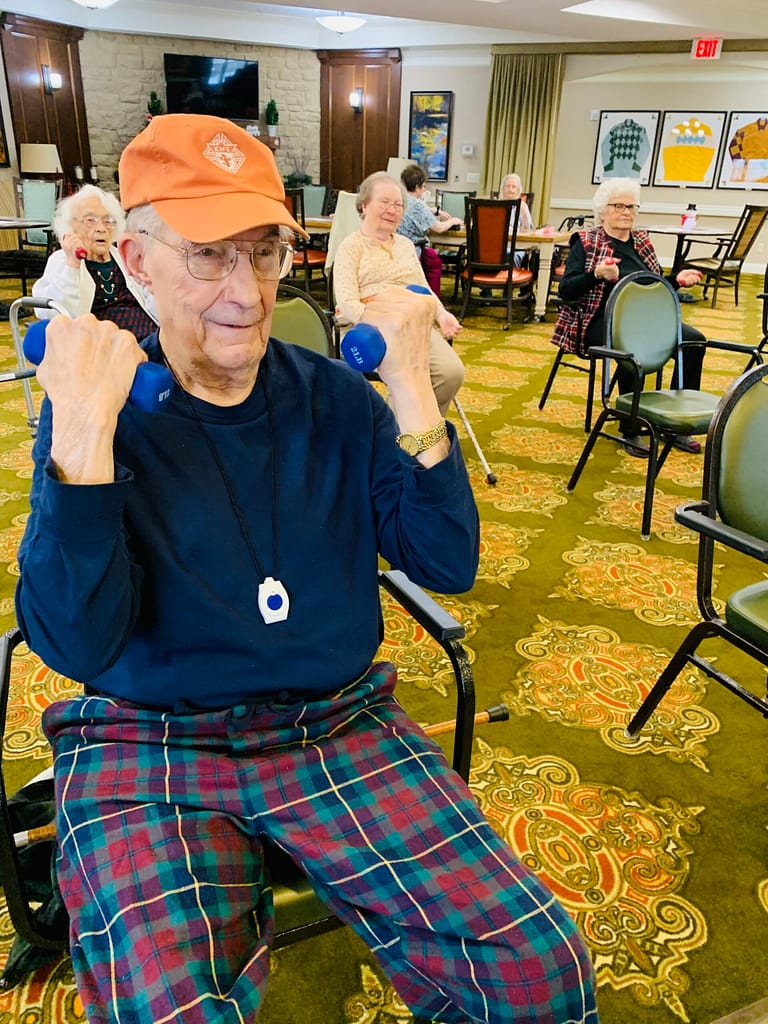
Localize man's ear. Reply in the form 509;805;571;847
119;234;152;289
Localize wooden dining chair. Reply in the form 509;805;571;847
681;204;768;308
456;197;534;328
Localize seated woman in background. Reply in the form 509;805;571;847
499;173;534;268
334;171;464;416
551;176;705;456
32;183;156;338
397;164;463;297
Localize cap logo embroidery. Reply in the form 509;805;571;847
203;132;246;174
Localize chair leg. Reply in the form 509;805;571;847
584;360;596;433
640;433;660;540
710;271;721;309
459;274;472;322
567;409;610;492
538;348;564;411
625;623;705;736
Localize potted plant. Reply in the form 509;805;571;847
265;98;279;137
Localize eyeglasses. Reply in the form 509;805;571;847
607;203;639;213
138;232;295;282
373;200;404;212
74;215;118;228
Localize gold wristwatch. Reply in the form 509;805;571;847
395;422;448;456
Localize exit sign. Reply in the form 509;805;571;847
691;38;723;59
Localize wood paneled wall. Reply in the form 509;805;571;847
318;48;401;192
0;13;91;180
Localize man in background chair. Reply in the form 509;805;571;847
16;114;597;1024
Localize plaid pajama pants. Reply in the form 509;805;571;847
42;662;598;1024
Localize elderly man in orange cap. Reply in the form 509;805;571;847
16;114;597;1024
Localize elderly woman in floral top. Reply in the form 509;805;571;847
333;171;464;416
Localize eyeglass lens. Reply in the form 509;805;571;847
609;204;638;212
185;240;294;281
78;215;117;227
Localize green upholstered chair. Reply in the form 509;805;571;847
626;362;768;736
566;272;736;539
302;183;331;218
273;281;338;358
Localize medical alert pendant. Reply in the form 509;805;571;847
258;576;290;624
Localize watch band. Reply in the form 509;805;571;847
395;421;448;456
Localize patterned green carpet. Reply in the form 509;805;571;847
0;275;766;1023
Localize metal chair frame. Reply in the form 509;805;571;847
566;272;757;538
626;362;768;736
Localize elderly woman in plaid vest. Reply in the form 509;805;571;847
551;176;706;455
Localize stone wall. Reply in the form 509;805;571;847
78;31;321;195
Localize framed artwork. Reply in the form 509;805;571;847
652;111;726;188
591;110;660;186
718;112;768;189
408;92;452;182
0;108;9;168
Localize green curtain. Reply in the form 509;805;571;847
482;52;565;226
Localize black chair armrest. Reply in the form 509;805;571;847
378;569;464;641
703;338;763;364
675;502;768;561
378;569;475;780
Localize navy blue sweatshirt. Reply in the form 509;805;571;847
16;335;478;707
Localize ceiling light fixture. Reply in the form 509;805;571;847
69;0;120;9
316;11;367;34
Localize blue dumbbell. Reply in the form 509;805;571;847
341;284;432;373
23;319;174;414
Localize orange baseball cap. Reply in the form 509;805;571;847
118;113;307;241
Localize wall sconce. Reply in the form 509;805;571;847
41;65;63;95
349;88;363;113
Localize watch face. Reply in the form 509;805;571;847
398;433;421;456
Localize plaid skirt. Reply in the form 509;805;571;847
43;661;598;1024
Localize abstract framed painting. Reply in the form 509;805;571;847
592;110;660;186
408;92;452;182
718;112;768;189
0;109;9;168
652;111;726;188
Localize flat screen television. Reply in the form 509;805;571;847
163;53;259;122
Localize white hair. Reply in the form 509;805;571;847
592;178;641;222
500;173;523;197
356;172;406;216
53;184;125;242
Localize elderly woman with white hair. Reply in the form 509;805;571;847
32;183;156;338
551;176;705;455
333;171;464;416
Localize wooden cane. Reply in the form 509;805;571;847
422;703;509;738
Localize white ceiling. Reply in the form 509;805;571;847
4;0;768;49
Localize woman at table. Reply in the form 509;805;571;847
31;184;156;338
551;176;705;455
500;173;534;268
397;164;463;297
334;171;464;415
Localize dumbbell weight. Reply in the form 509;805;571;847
22;319;174;414
340;284;432;373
